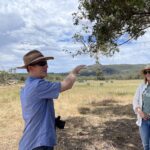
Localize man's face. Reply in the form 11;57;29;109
28;61;48;78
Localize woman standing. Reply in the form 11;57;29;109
133;65;150;150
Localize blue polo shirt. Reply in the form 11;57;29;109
19;76;61;150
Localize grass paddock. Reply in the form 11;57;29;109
0;80;142;150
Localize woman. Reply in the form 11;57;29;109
133;64;150;150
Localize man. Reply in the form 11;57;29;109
17;50;85;150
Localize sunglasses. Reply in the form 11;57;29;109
143;70;150;75
30;61;47;67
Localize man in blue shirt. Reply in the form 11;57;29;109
17;50;85;150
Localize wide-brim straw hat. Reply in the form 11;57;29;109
17;50;54;69
141;64;150;74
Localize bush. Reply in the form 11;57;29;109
0;71;9;84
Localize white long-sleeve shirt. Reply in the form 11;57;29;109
133;82;148;126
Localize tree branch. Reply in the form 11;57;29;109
133;12;150;16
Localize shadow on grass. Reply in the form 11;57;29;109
79;99;134;117
102;118;142;150
56;99;142;150
56;116;112;150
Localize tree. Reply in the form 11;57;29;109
95;55;104;80
95;63;105;80
72;0;150;57
0;71;9;84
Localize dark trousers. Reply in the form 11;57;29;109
32;146;54;150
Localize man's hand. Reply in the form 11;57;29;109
72;65;86;75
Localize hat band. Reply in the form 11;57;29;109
29;56;44;64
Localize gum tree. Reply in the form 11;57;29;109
72;0;150;57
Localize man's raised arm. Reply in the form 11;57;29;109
61;65;85;92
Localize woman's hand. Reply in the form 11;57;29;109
137;108;150;120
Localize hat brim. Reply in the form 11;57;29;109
17;56;54;69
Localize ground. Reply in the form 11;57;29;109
0;80;143;150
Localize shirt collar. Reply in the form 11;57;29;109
25;76;39;84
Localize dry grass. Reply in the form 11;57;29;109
0;80;142;150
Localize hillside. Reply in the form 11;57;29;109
79;64;146;79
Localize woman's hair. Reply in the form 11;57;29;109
144;76;147;84
141;70;148;84
140;69;146;84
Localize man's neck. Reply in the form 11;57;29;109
28;73;42;79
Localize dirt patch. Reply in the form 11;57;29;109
56;99;142;150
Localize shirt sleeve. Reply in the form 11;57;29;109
36;79;61;99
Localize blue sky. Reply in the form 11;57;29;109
0;0;150;73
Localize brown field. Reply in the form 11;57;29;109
0;80;143;150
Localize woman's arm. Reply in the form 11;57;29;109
133;86;150;120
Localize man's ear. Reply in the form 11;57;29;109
27;66;34;72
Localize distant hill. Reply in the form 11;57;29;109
13;64;147;81
79;64;146;79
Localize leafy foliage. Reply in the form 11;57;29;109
73;0;150;56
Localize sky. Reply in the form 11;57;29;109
0;0;150;73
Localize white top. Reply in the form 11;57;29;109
133;82;148;126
